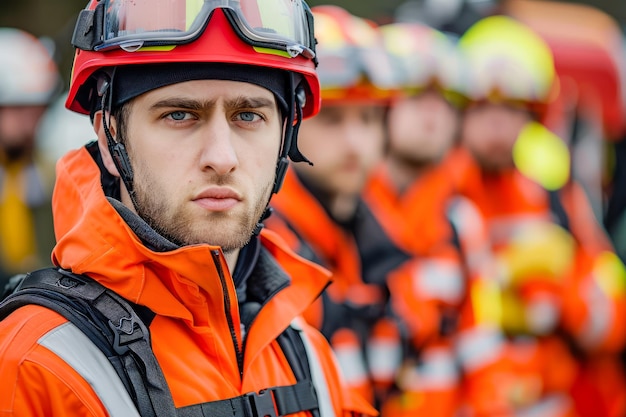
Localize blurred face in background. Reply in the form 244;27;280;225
461;101;533;172
387;90;459;166
0;105;46;160
295;102;387;198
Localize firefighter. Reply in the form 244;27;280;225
0;1;378;415
457;15;626;417
0;27;60;284
363;22;514;416
265;5;413;408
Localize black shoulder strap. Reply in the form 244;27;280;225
0;268;321;417
0;268;176;417
548;188;571;233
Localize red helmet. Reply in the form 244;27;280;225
66;0;320;118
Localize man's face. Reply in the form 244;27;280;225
0;105;46;158
461;102;533;172
387;90;459;166
295;103;386;197
113;79;282;252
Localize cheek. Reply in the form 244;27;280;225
0;108;41;140
388;104;415;139
461;114;487;149
296;122;331;165
360;126;385;161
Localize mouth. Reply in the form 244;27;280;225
193;187;241;212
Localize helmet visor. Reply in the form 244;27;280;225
316;46;396;90
77;0;315;58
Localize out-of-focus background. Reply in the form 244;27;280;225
1;0;623;88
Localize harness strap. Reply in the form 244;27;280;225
1;267;177;417
178;380;318;417
0;268;322;417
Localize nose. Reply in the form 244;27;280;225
341;120;366;152
0;107;28;143
198;114;238;175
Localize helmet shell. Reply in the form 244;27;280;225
0;28;60;106
459;15;557;107
380;22;467;102
66;6;320;118
311;5;398;105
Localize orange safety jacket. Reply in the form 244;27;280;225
0;142;377;417
266;167;413;406
363;154;516;417
456;150;626;417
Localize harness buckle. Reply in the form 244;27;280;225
244;389;278;417
108;315;145;355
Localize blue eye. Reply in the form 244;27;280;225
169;111;188;121
238;112;258;122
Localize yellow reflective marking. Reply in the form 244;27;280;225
471;279;502;327
253;46;291;58
513;121;570;190
137;45;177;52
594;251;626;296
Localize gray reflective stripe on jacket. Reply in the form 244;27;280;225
39;320;334;417
291;318;334;417
38;322;141;417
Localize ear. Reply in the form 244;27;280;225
93;110;120;178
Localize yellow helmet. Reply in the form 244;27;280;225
311;5;397;104
459;15;557;112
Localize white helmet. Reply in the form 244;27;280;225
0;28;61;106
36;92;95;162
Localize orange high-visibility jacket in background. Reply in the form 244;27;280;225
0;143;377;417
266;167;415;406
456;150;626;417
363;153;518;417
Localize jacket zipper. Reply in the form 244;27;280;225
211;250;244;378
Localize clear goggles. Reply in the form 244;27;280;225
72;0;315;59
316;45;397;90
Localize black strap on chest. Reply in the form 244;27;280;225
0;268;319;417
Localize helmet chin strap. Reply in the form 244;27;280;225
271;73;310;195
99;70;140;211
98;70;308;239
255;74;309;236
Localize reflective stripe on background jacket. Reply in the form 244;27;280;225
266;167;414;406
0;142;377;417
363;154;518;417
456;150;626;417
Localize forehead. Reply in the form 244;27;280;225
135;79;277;106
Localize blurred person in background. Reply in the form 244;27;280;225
36;91;96;163
363;22;514;417
265;4;415;408
457;15;626;417
0;27;60;286
0;0;380;414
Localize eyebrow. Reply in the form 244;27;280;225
149;96;276;112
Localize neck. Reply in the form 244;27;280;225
222;248;241;274
327;193;359;223
386;154;433;194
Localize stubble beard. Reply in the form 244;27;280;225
131;167;273;253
